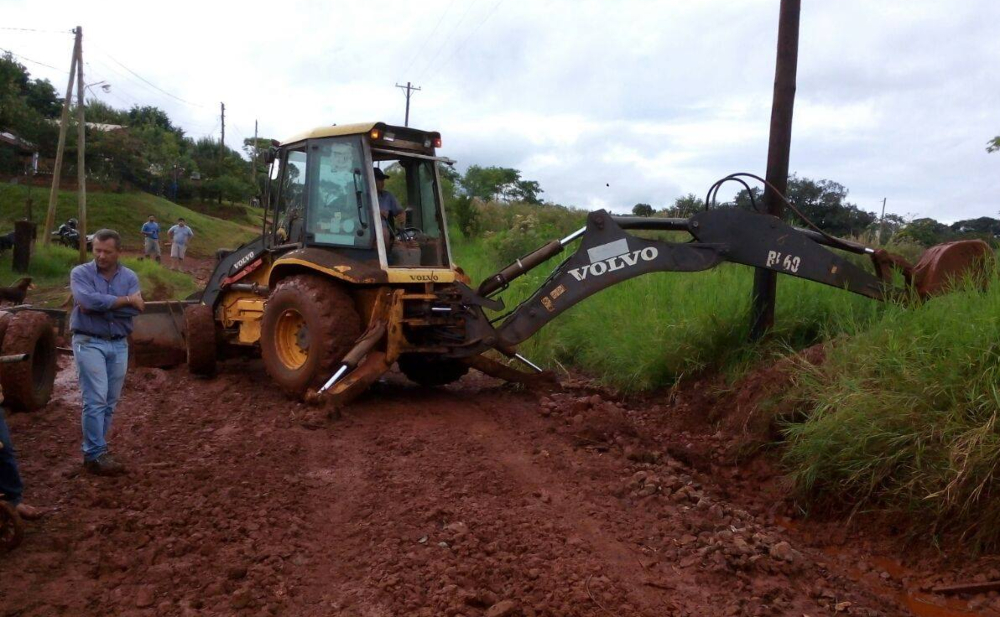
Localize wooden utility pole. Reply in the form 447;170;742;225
43;27;81;245
395;82;422;127
76;31;87;263
252;119;258;191
749;0;800;340
220;102;225;160
878;197;887;245
219;102;225;204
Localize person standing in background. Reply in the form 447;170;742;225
167;218;194;271
140;215;160;263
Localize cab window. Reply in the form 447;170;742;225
375;157;449;267
306;138;373;248
271;148;307;245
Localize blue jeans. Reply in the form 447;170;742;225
73;335;129;461
0;407;23;506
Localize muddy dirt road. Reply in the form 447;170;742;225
1;359;997;616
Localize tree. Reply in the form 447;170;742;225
898;217;951;246
461;165;519;201
127;105;182;136
950;217;1000;239
988;135;1000;153
0;54;59;173
510;179;543;204
665;194;705;217
632;203;654;217
460;165;544;204
731;176;875;237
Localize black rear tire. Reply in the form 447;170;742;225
397;353;469;387
0;311;56;411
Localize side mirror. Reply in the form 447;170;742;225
264;147;278;165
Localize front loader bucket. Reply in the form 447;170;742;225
912;239;995;299
129;300;194;368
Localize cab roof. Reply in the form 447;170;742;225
280;122;439;146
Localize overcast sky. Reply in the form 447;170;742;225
3;0;999;221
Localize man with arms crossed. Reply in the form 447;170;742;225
140;215;160;263
70;229;144;476
168;218;194;270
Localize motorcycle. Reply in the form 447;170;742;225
51;219;93;251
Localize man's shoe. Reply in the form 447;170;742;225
15;503;48;520
83;454;126;476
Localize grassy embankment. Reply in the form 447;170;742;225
782;271;1000;547
453;199;1000;546
0;186;258;306
0;184;258;258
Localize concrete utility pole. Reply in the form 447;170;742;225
44;26;81;245
749;0;801;341
395;82;422;127
75;30;87;263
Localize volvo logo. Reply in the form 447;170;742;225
233;251;257;270
568;239;658;281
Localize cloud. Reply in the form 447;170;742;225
3;0;998;221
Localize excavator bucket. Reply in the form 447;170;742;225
912;239;995;299
129;300;193;368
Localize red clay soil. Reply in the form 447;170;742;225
1;356;998;616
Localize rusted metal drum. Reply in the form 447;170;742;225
912;240;994;298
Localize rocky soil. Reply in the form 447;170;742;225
1;356;997;616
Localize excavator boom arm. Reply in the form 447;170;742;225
478;208;890;350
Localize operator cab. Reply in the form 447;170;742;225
264;122;451;270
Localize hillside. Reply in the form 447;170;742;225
0;185;259;258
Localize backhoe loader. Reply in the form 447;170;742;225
129;122;993;406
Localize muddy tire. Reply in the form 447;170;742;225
185;304;217;377
0;311;56;411
260;275;361;397
0;501;23;553
398;354;469;387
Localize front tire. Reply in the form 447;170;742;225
260;275;361;397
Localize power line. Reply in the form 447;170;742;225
427;0;508;81
397;0;458;81
0;26;73;34
0;46;67;72
93;44;204;108
413;0;481;81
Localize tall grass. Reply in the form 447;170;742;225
782;270;1000;547
452;236;883;392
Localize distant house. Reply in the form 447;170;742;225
0;130;39;174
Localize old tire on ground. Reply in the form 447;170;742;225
0;501;23;552
398;353;470;387
260;275;361;397
185;304;217;377
0;311;56;411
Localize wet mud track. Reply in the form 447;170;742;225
0;359;995;616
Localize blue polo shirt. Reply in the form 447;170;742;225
69;261;141;339
141;221;159;240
